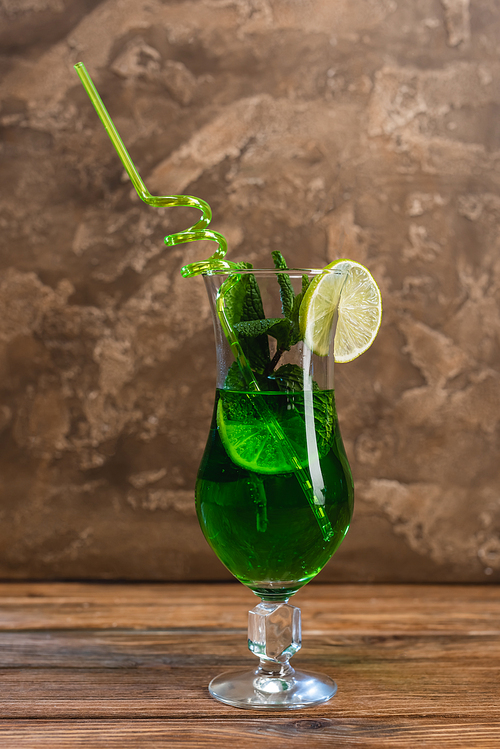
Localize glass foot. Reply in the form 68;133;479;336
208;667;337;710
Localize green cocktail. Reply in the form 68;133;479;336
196;264;372;708
196;388;353;599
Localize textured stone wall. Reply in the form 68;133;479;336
0;0;499;582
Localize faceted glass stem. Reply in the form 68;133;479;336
248;601;301;694
250;601;298;655
208;600;337;709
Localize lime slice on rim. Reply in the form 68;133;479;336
299;259;382;361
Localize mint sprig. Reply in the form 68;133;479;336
223;251;312;388
262;251;310;374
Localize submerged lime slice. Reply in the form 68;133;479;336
216;391;335;474
217;395;306;474
299;259;382;361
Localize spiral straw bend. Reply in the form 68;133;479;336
74;62;237;279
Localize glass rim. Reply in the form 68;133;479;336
203;267;346;278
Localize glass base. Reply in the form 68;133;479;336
208;667;337;710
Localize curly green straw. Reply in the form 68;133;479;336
74;62;235;279
74;62;334;543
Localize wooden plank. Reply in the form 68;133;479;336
0;630;499;667
0;662;498;719
0;630;497;719
0;718;499;749
0;583;498;634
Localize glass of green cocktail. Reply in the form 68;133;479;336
196;259;378;709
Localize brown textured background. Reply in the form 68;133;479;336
0;0;499;582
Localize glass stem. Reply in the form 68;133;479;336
248;601;301;692
256;658;295;682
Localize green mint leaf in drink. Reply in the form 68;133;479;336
297;390;337;453
242;273;266;321
269;363;304;392
225;361;247;391
225;362;283;392
242;335;270;374
222;261;254;327
273;256;312;349
267;318;294;350
234;318;293;351
271;250;295;319
234;318;285;338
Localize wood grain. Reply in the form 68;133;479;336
0;582;498;632
1;719;500;749
0;583;498;747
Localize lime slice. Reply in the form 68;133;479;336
217;395;306;474
299;259;382;361
216;391;334;474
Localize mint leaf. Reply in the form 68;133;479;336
233;318;283;337
269;363;304;392
234;318;293;350
309;390;336;451
241;335;270;373
272;250;294;318
268;319;294;350
242;273;265;321
224;361;247;391
285;292;302;346
222;262;253;328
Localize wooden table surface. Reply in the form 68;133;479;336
0;582;498;748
